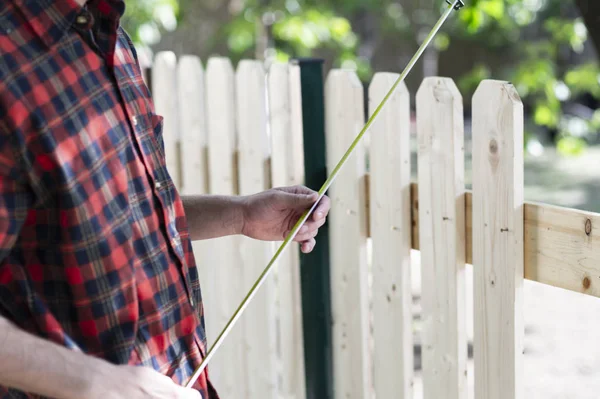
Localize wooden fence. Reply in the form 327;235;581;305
149;51;600;399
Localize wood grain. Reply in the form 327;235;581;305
268;62;307;399
204;57;246;398
472;80;524;399
403;184;600;299
152;51;181;188
325;69;371;399
369;72;413;399
416;77;467;399
235;60;278;398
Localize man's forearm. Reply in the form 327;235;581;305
181;195;246;241
0;316;108;399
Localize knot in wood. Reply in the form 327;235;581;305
585;219;592;236
583;276;591;290
489;139;498;154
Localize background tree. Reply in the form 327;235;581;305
122;0;600;156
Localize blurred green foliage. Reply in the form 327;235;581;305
120;0;180;46
121;0;600;156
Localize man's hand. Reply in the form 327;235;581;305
241;185;331;253
0;316;201;399
90;365;201;399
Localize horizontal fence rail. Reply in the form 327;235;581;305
407;184;600;298
148;51;600;399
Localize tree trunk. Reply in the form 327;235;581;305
574;0;600;56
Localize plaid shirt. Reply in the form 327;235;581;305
0;0;218;398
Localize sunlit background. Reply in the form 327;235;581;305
121;0;600;218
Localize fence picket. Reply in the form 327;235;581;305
416;77;467;399
177;55;207;196
268;62;307;399
152;51;180;188
204;57;247;398
325;69;370;399
235;60;279;398
368;73;413;398
176;54;217;391
472;80;524;399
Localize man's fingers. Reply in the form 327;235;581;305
295;227;318;242
300;238;316;253
312;195;331;221
285;215;326;242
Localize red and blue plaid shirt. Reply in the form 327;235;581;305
0;0;218;397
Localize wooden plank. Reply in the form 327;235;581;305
324;69;370;399
472;80;524;399
368;73;413;398
235;60;279;399
268;62;307;399
152;51;181;188
404;183;600;299
524;203;600;296
416;77;467;399
177;55;208;196
204;56;246;398
177;54;223;393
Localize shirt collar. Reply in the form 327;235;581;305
11;0;125;48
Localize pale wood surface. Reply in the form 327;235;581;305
325;69;371;399
152;51;181;188
472;80;524;399
175;57;211;380
417;77;468;399
177;55;207;196
235;60;279;399
524;203;600;296
268;62;307;399
204;57;246;398
405;183;600;299
368;73;413;399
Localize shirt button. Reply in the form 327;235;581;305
132;116;138;126
155;181;162;189
76;15;89;25
189;296;195;307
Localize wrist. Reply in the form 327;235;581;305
236;195;249;236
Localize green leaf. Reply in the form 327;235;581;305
534;104;557;127
480;0;504;20
565;62;600;98
434;33;450;51
556;136;586;157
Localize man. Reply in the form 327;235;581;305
0;0;330;398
